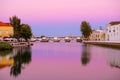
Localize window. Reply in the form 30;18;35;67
5;30;9;34
113;30;115;32
0;30;2;35
117;27;118;31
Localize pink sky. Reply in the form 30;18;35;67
0;0;120;36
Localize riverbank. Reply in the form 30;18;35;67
83;41;120;49
0;41;13;50
10;42;33;47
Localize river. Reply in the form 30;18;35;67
0;41;120;80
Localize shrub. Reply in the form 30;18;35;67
0;50;12;56
0;41;13;50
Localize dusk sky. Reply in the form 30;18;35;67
0;0;120;37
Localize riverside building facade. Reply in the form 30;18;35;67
106;21;120;41
0;21;13;38
90;29;105;41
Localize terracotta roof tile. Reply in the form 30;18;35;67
109;21;120;25
0;21;11;26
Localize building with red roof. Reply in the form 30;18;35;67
0;21;13;38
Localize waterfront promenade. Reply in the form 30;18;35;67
83;41;120;48
10;42;33;47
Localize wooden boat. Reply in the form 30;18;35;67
40;37;49;42
64;37;71;42
53;37;60;42
76;37;82;42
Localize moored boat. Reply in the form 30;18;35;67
76;37;82;42
40;37;49;42
53;37;60;42
64;37;71;42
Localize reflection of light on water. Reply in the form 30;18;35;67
107;49;120;69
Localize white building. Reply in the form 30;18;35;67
90;29;105;41
106;21;120;41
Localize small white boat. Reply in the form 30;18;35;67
40;37;49;42
64;37;71;42
53;37;60;42
30;38;36;42
76;37;82;42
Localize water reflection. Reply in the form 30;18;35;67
107;49;120;69
81;44;91;65
1;42;120;80
10;46;32;77
0;50;13;69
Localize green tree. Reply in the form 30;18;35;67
20;24;32;41
10;16;21;40
80;21;92;39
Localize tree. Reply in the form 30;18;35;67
20;24;32;41
80;21;92;39
10;16;21;40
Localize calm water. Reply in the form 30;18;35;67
0;41;120;80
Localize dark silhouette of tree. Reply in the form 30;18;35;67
81;44;91;65
10;16;21;41
10;47;31;77
21;24;32;42
10;16;32;42
80;21;92;39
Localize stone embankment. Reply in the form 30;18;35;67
83;41;120;48
10;42;33;47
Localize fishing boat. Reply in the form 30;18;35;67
53;37;60;42
64;37;71;42
76;37;82;42
40;37;49;42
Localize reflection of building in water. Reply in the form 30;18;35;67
107;50;120;68
0;54;14;69
0;46;31;77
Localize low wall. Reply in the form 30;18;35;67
10;42;33;47
83;41;120;48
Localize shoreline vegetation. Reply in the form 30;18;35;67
0;41;33;50
0;41;13;50
0;15;33;52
